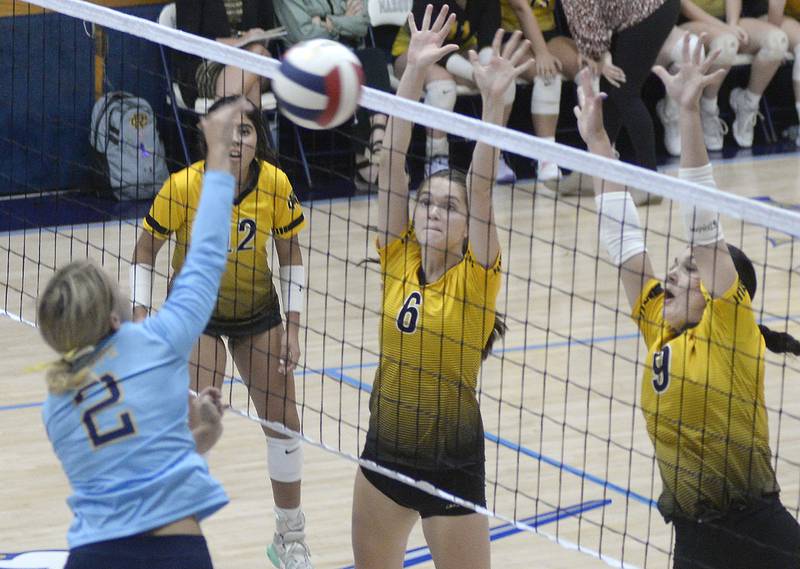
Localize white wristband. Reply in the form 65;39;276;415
279;265;305;314
445;53;474;82
679;164;724;246
129;264;154;309
595;192;647;266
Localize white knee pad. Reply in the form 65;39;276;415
708;33;738;67
670;33;705;65
794;45;800;81
532;74;563;115
424;79;457;111
757;29;789;62
267;436;304;483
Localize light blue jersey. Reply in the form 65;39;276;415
42;171;235;549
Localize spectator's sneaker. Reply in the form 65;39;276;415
496;154;516;184
425;155;450;177
538;160;562;183
267;513;313;569
729;88;761;148
700;105;728;151
656;98;681;157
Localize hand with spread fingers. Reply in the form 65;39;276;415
405;3;459;70
652;32;726;111
573;67;609;150
469;29;534;108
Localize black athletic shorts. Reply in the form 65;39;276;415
64;535;213;569
672;494;800;569
204;304;282;339
360;451;486;518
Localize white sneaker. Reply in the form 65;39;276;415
425;155;449;177
700;105;728;151
267;513;313;569
656;98;681;157
729;88;761;148
537;160;562;182
495;154;516;184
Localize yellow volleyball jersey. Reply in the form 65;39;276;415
142;160;305;322
500;0;556;34
633;277;779;521
787;0;800;18
367;227;502;468
692;0;726;18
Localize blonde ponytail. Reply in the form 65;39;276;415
37;260;118;394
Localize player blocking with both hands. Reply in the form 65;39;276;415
576;35;800;569
131;97;313;569
35;99;250;569
351;5;533;568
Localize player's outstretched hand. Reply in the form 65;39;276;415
652;33;725;111
573;68;608;149
199;97;251;174
469;30;533;108
405;4;459;69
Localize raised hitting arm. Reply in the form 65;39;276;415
377;4;457;249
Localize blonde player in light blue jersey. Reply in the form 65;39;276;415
36;98;249;569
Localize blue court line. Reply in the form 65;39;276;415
337;499;612;569
6;311;796;414
325;368;657;509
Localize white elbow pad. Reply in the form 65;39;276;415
279;265;305;313
129;264;154;309
678;164;725;246
595;192;647;266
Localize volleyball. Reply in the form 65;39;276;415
274;39;364;130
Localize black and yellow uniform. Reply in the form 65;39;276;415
143;160;305;331
633;277;779;522
361;225;501;515
500;0;557;36
391;0;500;60
366;226;501;468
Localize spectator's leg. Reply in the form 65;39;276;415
729;18;787;146
396;54;456;176
604;0;680;171
355;49;391;185
776;16;800;143
531;36;579;181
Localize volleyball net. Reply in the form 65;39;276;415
3;0;800;567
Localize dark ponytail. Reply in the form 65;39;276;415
758;325;800;356
482;314;507;361
727;244;800;356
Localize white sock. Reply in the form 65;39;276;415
700;96;718;114
795;102;800;122
743;89;761;108
540;137;555;163
275;505;303;525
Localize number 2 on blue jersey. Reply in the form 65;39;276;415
74;374;136;448
396;291;422;333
